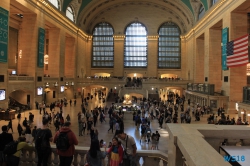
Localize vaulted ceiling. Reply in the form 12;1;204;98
61;0;212;34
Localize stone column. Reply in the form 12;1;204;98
195;36;205;83
113;35;124;76
147;36;158;77
208;28;222;92
48;28;61;77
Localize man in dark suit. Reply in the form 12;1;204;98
0;125;14;165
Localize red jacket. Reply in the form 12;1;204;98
53;127;78;156
107;145;123;164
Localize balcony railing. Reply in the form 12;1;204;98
8;76;34;81
19;145;168;166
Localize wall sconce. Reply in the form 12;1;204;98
54;82;58;87
45;82;49;87
71;82;74;86
65;82;69;86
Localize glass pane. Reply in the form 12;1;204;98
48;0;59;9
124;23;147;67
66;6;74;22
92;22;114;67
158;22;181;68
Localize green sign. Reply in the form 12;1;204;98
0;7;9;63
37;28;45;67
222;27;228;70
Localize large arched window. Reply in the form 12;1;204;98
124;22;147;67
92;22;114;67
48;0;60;9
198;4;205;20
158;22;181;69
66;6;75;22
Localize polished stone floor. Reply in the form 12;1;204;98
0;97;240;154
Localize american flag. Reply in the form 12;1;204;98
226;34;249;68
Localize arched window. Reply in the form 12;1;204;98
48;0;60;9
124;22;147;67
211;0;218;6
158;22;181;68
92;22;114;67
198;4;205;20
66;6;75;22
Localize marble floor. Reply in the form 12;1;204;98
0;97;241;154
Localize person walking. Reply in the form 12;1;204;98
81;120;86;135
66;114;71;122
154;131;160;150
17;123;23;137
108;117;114;133
114;119;120;137
53;122;78;166
78;120;83;136
7;119;13;133
35;119;53;166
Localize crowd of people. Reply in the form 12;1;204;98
0;91;247;166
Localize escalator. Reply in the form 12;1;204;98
8;96;29;112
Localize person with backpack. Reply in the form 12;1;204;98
35;119;53;166
53;121;78;166
6;136;31;166
0;125;13;165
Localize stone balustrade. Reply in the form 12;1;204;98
19;145;168;166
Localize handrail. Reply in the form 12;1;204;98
148;156;168;162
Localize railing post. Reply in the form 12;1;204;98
79;151;87;165
52;150;59;166
73;153;78;166
159;159;163;166
139;157;144;166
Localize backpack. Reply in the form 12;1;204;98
35;129;49;150
3;141;20;155
141;125;146;134
56;131;70;151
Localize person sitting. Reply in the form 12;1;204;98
230;118;235;125
236;117;243;125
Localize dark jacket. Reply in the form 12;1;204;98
53;127;78;156
0;132;14;151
